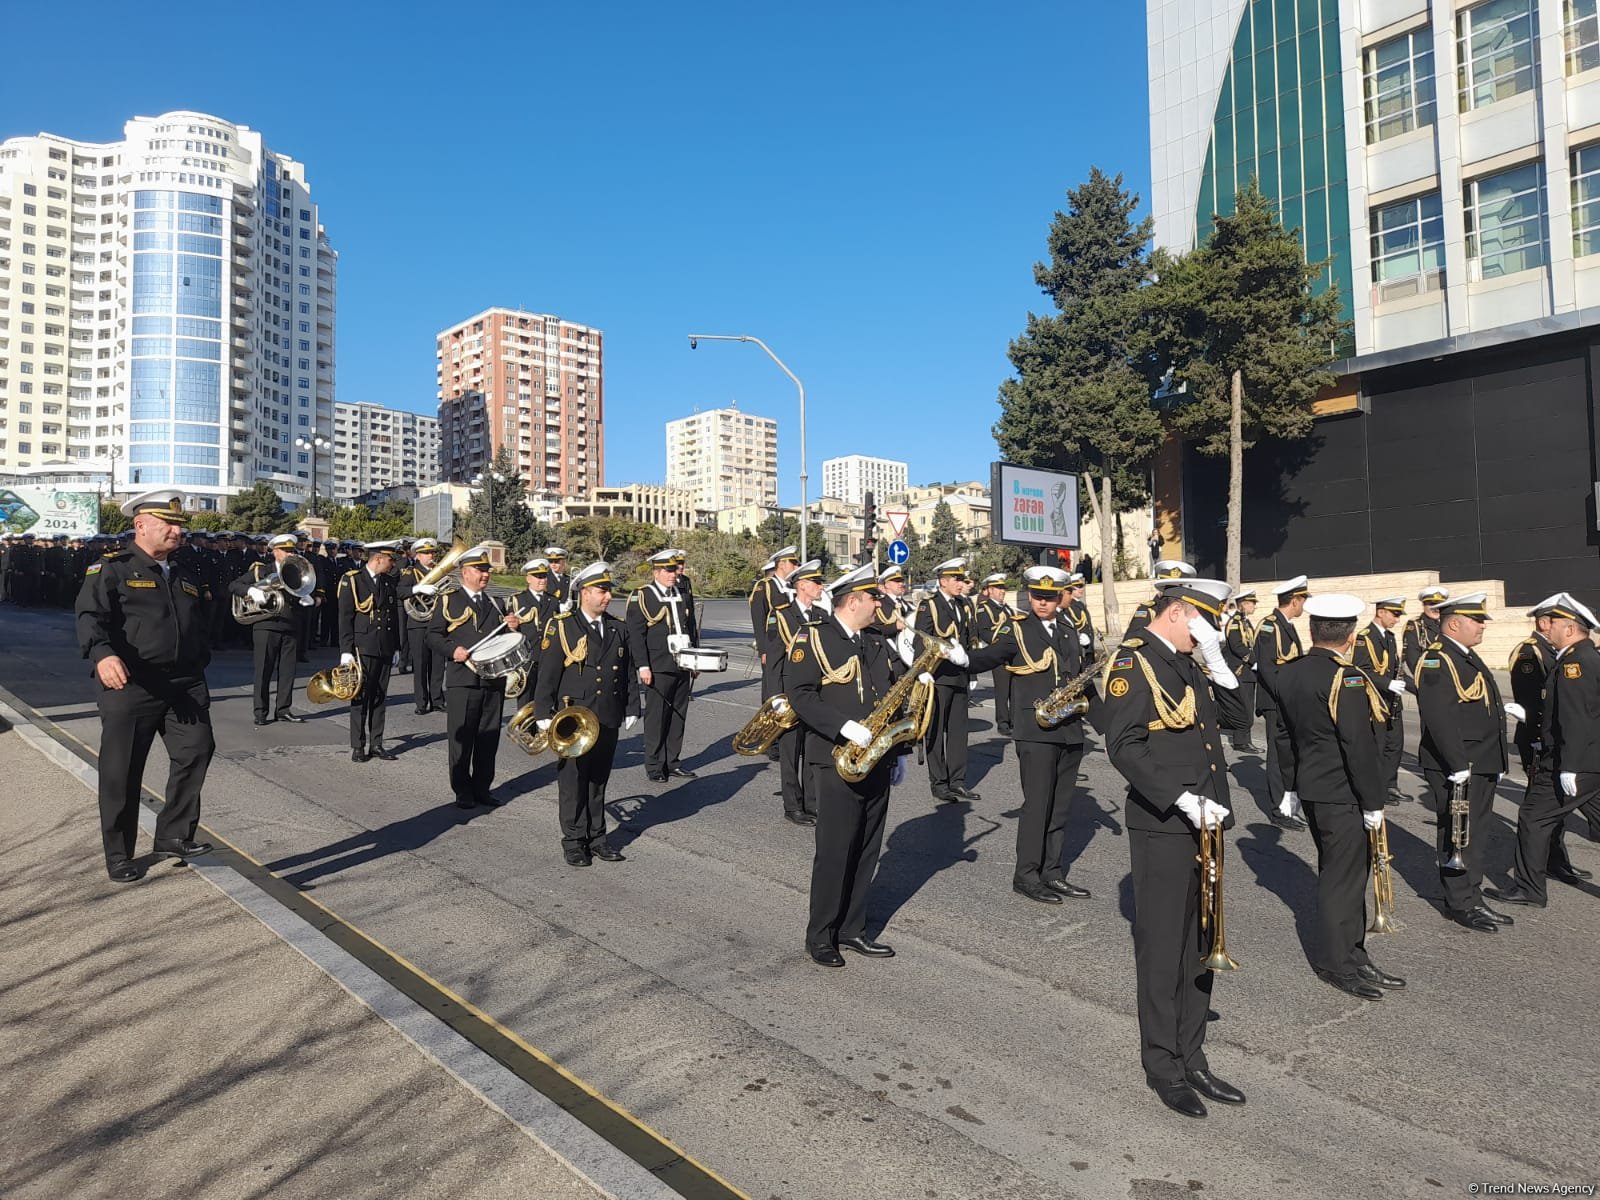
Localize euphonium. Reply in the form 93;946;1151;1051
734;695;799;756
506;700;599;758
834;628;948;783
307;656;363;704
1034;659;1102;727
1368;821;1399;934
402;540;470;623
1198;819;1240;971
1442;763;1473;871
231;552;317;624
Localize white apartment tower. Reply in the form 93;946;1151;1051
821;454;907;506
664;403;778;512
0;110;336;507
332;401;441;501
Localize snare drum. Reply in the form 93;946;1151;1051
674;646;729;673
468;631;534;680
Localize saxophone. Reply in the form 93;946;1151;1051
834;628;949;783
1034;659;1102;727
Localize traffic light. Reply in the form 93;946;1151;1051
860;490;877;564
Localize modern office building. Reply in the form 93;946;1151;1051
1148;0;1600;602
331;401;440;502
0;110;336;507
556;483;704;531
436;307;603;498
820;454;907;506
665;402;778;512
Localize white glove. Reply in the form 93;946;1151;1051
1278;790;1304;820
1387;679;1407;695
299;594;315;607
967;679;977;692
624;715;639;732
391;651;400;668
247;586;268;605
944;641;969;668
895;629;916;667
1201;798;1230;829
1560;772;1578;797
840;719;873;749
1079;632;1091;646
536;719;551;732
1174;791;1206;827
1362;809;1385;832
1187;615;1222;651
411;582;437;596
890;755;907;786
340;652;356;667
918;672;935;686
1448;769;1470;785
1504;702;1526;723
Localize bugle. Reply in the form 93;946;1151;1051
1442;763;1473;871
1197;817;1240;971
1368;820;1399;934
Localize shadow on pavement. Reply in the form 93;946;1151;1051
265;803;468;887
606;762;765;851
869;804;1002;934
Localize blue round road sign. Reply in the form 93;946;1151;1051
888;540;909;564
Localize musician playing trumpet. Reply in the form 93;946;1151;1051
1274;595;1404;1002
1101;576;1248;1120
964;566;1095;905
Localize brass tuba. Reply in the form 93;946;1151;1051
733;695;799;756
1198;818;1240;971
232;553;317;624
307;657;363;704
402;540;470;623
834;628;948;783
506;700;598;758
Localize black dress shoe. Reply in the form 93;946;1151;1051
414;707;430;716
1386;788;1408;805
1452;907;1499;933
1550;864;1594;882
1485;885;1546;908
276;710;304;724
564;852;592;867
1184;1069;1246;1105
646;774;668;783
106;859;142;883
591;847;625;862
951;786;982;802
1272;814;1309;832
1355;963;1407;989
808;946;845;968
1013;881;1064;905
783;811;816;827
668;767;697;779
1044;879;1091;899
454;796;477;810
352;749;369;763
997;724;1013;738
1478;904;1514;926
931;789;959;804
1234;741;1261;753
839;936;895;958
370;744;398;761
153;838;213;859
1150;1080;1207;1118
477;794;504;808
254;717;272;726
1315;969;1384;1000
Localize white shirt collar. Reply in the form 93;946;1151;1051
832;614;858;640
1147;629;1177;655
1445;635;1472;655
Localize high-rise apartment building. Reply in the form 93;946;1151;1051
1147;0;1600;602
821;454;907;506
0;110;336;507
665;403;778;513
331;401;440;501
436;307;603;498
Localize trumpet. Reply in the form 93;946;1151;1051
402;540;469;623
307;656;363;704
1368;820;1399;934
734;695;799;756
506;700;599;758
1442;764;1473;871
1197;818;1240;971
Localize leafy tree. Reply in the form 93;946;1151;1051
675;528;769;598
995;168;1166;630
227;482;295;534
1142;178;1347;585
923;500;966;565
754;512;832;573
188;511;227;532
99;502;130;535
461;447;549;564
328;500;413;542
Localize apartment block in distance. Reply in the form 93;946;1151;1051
437;307;602;498
1148;0;1600;602
331;401;440;501
665;401;778;513
821;454;908;506
0;109;336;506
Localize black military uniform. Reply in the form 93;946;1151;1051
545;550;573;609
749;548;799;702
1100;581;1248;1113
967;569;1093;899
397;545;449;713
625;556;701;782
863;569;912;680
1352;604;1406;801
1508;631;1557;779
787;566;899;964
430;561;514;805
916;563;978;802
1064;580;1097;666
1276;642;1394;997
1251;583;1308;826
75;492;216;880
974;577;1016;737
1223;601;1257;750
508;565;559;710
230;541;320;724
1401;599;1444;678
533;564;637;863
772;573;829;823
338;554;400;761
1414;598;1510;931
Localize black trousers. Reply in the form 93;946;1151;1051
1304;803;1372;979
557;723;620;854
96;674;215;865
1013;740;1085;886
446;685;504;802
1129;827;1213;1086
294;604;313;659
778;724;814;816
1424;770;1497;912
1511;768;1600;902
643;670;691;777
409;624;444;709
350;654;392;751
1262;709;1292;802
318;597;338;647
807;764;891;950
924;684;969;794
992;668;1012;732
1379;707;1405;792
1230;680;1256;747
251;627;297;719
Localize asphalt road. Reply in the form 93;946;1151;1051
4;598;1597;1200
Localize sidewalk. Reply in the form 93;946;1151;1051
0;721;604;1200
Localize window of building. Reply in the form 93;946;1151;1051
1571;145;1600;255
1458;0;1539;110
1569;0;1600;73
1465;161;1548;277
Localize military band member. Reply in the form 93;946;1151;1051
1489;593;1600;908
533;561;638;864
1276;595;1404;1001
229;532;318;725
667;548;695;604
626;549;701;784
1352;596;1410;803
1252;576;1311;831
1223;589;1258;750
770;560;829;824
397;538;447;713
789;563;918;966
865;565;913;669
966;566;1094;903
76;490;216;882
545;547;573;608
974;572;1018;736
509;558;559;705
1101;576;1248;1118
1506;597;1560;785
1063;572;1097;665
338;541;402;762
431;547;522;806
917;557;981;803
750;545;800;702
1415;593;1515;933
1123;560;1196;642
1402;587;1448;678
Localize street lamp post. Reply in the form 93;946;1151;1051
687;333;808;564
294;434;329;514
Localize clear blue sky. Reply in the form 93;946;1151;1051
4;1;1151;506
